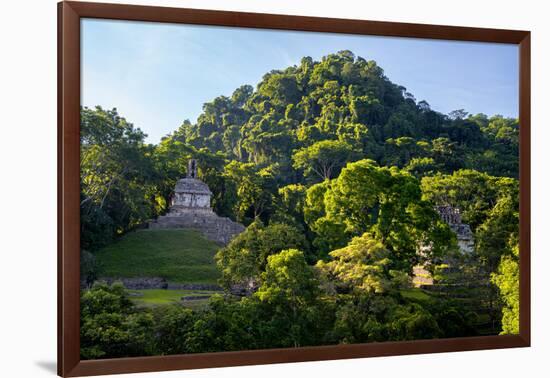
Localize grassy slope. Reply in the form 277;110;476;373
400;288;433;302
129;289;217;309
96;229;222;284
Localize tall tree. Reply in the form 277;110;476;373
491;243;519;335
292;140;356;182
316;233;392;294
215;222;308;290
306;159;454;270
80;106;156;250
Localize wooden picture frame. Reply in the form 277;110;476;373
58;1;531;376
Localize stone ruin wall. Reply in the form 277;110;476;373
172;192;211;209
148;159;245;245
149;211;245;245
412;205;475;287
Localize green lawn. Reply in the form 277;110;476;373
399;288;434;303
95;229;222;284
128;289;218;309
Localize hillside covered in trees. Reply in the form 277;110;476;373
80;51;520;359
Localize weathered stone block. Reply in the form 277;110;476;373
148;159;245;245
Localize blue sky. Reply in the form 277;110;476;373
81;19;519;144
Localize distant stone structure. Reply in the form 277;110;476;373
412;205;475;287
170;159;212;211
435;205;474;254
149;159;245;245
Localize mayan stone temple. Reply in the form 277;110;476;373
149;159;245;245
435;205;474;254
412;205;474;287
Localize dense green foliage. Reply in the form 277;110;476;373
80;51;518;250
82;276;477;357
81;283;155;359
81;51;520;358
316;233;395;294
304;159;455;267
492;243;520;334
215;222;309;289
80;107;156;250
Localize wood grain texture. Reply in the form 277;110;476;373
58;2;81;376
67;1;527;43
67;335;526;377
58;1;531;376
518;33;531;345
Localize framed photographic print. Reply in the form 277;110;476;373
58;1;531;376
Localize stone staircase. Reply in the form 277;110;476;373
149;210;245;245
